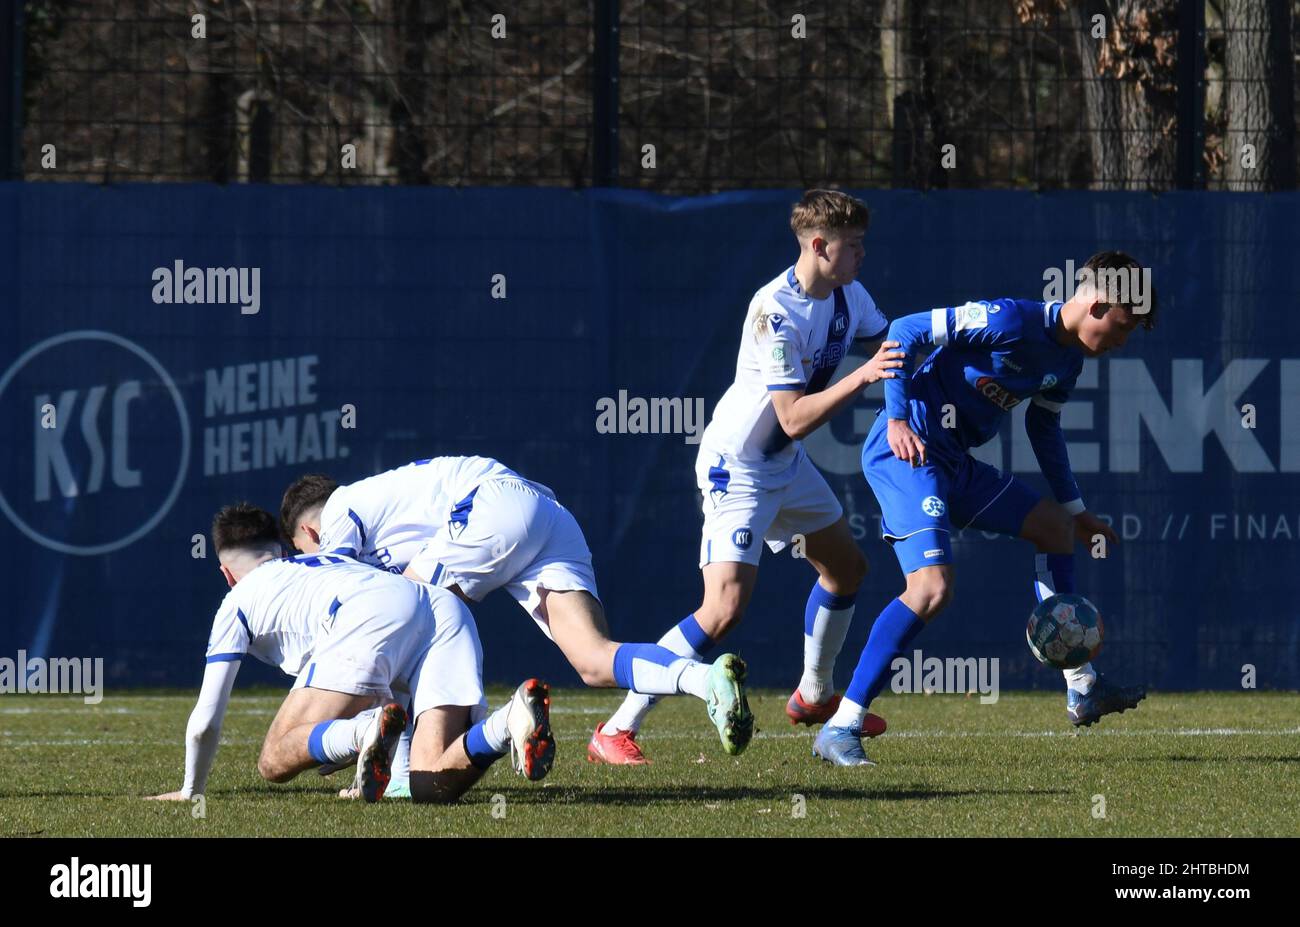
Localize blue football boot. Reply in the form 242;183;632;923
811;724;877;766
1067;673;1146;727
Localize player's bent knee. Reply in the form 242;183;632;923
698;601;744;638
409;769;477;804
906;573;954;620
1027;501;1073;553
842;550;868;590
577;661;614;688
257;753;296;784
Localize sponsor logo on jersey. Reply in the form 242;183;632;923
831;312;848;338
1000;356;1022;372
811;342;846;371
732;527;752;550
923;548;944;558
921;496;946;517
770;314;784;332
1041;373;1058;390
974;376;1022;411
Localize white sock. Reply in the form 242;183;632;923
1064;663;1097;695
827;696;868;731
483;701;512;753
604;693;657;736
800;599;855;704
317;708;378;764
676;662;711;700
389;721;413;784
604;623;706;734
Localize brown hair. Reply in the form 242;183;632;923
789;189;870;238
279;474;338;545
212;502;281;556
1082;250;1157;331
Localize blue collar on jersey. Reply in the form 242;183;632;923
786;266;846;303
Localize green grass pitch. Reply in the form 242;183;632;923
2;689;1298;837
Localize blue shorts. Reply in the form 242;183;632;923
861;413;1040;575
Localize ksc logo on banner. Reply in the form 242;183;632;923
0;330;190;555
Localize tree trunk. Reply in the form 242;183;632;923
888;0;944;189
1069;0;1125;188
1222;0;1296;190
390;0;430;185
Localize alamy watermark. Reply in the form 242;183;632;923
890;649;999;704
595;390;706;444
49;857;150;907
1042;260;1152;316
0;650;104;704
152;260;261;315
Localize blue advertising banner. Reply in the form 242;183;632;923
0;183;1296;693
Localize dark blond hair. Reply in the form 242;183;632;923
789;189;869;238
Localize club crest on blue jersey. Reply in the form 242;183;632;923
1041;373;1058;390
921;496;946;517
732;528;753;550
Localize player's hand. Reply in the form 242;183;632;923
1073;511;1118;546
145;791;189;801
887;418;927;467
858;341;906;385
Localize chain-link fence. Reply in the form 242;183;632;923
13;0;1299;190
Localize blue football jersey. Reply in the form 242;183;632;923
882;298;1086;509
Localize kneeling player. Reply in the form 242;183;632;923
814;252;1151;766
148;504;554;805
280;457;754;774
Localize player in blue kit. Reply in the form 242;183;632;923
814;251;1154;765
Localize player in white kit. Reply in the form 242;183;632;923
280;456;756;790
147;504;555;805
591;190;905;763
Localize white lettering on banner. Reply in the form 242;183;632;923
805;355;1297;475
202;354;348;476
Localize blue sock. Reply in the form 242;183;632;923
801;582;857;702
307;721;333;765
843;598;926;709
464;720;505;770
1034;552;1075;601
672;614;716;659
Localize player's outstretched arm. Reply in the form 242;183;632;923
769;339;903;440
1024;393;1117;546
146;657;241;800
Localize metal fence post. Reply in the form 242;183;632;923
1176;0;1206;190
592;0;619;187
0;0;22;180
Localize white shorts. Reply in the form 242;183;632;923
407;476;599;638
696;451;843;567
404;587;489;721
297;582;486;720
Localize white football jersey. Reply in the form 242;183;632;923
698;268;888;483
316;456;517;574
204;553;396;675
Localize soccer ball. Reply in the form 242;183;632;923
1026;593;1104;669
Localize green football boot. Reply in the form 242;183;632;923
705;653;754;756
